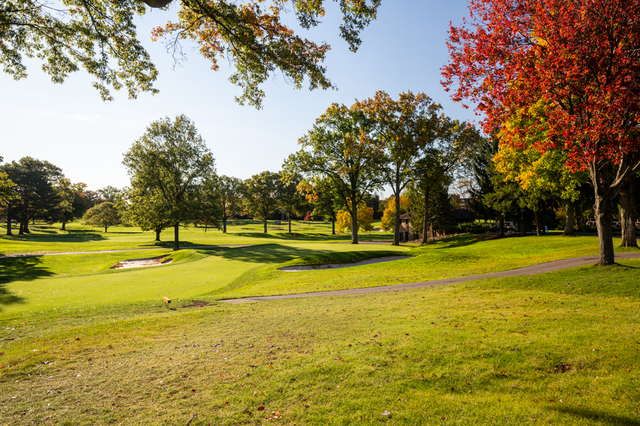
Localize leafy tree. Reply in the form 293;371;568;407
1;157;62;235
83;202;121;232
277;173;307;234
122;115;215;250
360;91;441;245
380;196;410;232
3;0;381;106
242;171;279;233
120;186;173;241
215;175;243;233
290;102;383;244
336;202;374;234
443;0;640;265
296;177;339;235
97;186;122;203
55;179;89;230
192;176;223;232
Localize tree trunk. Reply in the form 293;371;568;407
223;217;227;233
351;200;359;244
619;178;638;247
420;186;430;244
564;201;575;236
6;204;12;236
104;224;108;233
173;223;180;250
288;212;292;234
331;217;335;235
534;210;542;236
263;220;268;233
590;162;616;265
498;217;505;237
155;228;161;241
520;215;526;236
392;193;401;246
61;221;66;231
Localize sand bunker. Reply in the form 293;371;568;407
279;255;412;272
112;255;172;269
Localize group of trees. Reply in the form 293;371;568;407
287;90;482;244
0;157;113;235
442;0;640;265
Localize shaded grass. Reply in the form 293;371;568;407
1;260;639;425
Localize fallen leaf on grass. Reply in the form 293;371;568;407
257;406;265;411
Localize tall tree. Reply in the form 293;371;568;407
296;177;340;235
120;186;173;241
242;171;279;233
215;175;243;234
360;91;442;245
123;115;215;250
290;102;383;244
1;157;62;235
443;0;640;265
3;0;380;106
55;179;89;231
277;173;307;234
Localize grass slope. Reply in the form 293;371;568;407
1;259;639;425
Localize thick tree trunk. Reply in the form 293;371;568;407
263;220;268;233
564;202;575;236
351;200;359;244
392;193;401;246
288;213;292;234
223;217;227;233
61;221;66;231
173;223;180;250
498;217;505;237
155;228;161;241
331;217;335;235
534;210;542;236
590;162;617;266
6;204;12;236
619;178;638;247
420;186;430;244
104;224;108;233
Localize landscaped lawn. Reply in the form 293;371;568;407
1;230;639;425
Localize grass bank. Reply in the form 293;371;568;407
1;259;639;425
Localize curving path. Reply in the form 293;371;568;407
220;251;640;304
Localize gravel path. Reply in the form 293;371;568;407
220;251;640;304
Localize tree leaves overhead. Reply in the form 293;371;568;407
1;0;158;100
2;0;381;106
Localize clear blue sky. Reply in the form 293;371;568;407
0;0;476;194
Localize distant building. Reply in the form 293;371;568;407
399;213;415;242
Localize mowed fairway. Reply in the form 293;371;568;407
1;227;640;425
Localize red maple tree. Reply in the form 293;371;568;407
442;0;640;265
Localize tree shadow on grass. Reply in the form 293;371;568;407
0;229;106;244
550;406;640;426
197;244;334;264
0;257;53;311
425;234;486;250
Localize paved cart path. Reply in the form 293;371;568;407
220;251;640;304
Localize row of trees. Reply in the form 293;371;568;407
0;157;119;235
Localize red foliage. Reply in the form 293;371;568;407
441;0;640;171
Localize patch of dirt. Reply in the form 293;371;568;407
278;255;413;272
111;255;172;269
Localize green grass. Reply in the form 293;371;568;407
213;234;627;299
0;220;393;256
1;259;639;425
